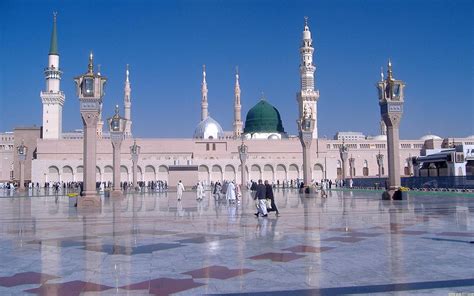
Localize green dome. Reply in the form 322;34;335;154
244;100;285;134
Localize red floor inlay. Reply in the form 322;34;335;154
183;265;254;279
0;272;58;287
24;280;113;296
323;236;365;243
248;252;306;262
282;245;334;253
391;230;428;235
437;232;474;237
120;277;205;296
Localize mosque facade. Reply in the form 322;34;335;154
2;15;474;186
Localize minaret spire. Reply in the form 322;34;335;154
233;66;242;137
124;64;132;137
41;12;65;139
49;12;58;55
201;64;209;121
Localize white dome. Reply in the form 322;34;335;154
193;116;224;139
372;135;387;141
419;134;442;141
466;135;474;139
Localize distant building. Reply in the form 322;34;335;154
334;132;366;141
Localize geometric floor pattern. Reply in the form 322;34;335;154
0;188;473;295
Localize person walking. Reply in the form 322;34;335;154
196;181;204;201
226;181;236;203
254;179;268;217
265;180;279;216
177;180;185;201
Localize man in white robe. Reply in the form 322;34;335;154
226;181;236;203
177;180;185;201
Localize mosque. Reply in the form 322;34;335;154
1;15;473;187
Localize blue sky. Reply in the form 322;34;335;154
1;0;473;139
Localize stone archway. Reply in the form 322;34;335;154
263;164;274;182
313;163;324;181
288;164;299;180
276;164;286;182
103;165;113;182
120;166;129;183
198;165;210;184
224;165;236;181
96;166;102;182
211;165;223;182
62;166;73;182
145;165;156;182
157;165;169;182
76;166;83;182
250;164;262;181
48;166;60;182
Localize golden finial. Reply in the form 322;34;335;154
88;51;94;73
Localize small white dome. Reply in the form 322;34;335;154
268;134;279;140
419;134;442;141
193;116;224;139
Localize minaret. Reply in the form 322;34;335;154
296;17;319;138
124;64;132;137
233;66;243;137
96;62;104;138
201;65;208;121
40;12;65;139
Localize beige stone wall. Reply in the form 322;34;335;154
30;137;428;184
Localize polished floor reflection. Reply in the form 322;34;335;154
0;189;473;295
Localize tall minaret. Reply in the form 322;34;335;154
201;65;208;121
124;64;132;137
40;12;65;139
296;17;319;138
233;66;243;137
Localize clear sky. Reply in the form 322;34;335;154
1;0;473;139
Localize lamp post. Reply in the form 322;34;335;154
130;140;140;191
376;150;384;178
349;155;355;179
17;140;27;192
107;105;127;196
377;60;406;199
339;141;349;184
74;52;107;206
298;109;315;189
238;139;248;189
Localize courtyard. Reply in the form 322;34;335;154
0;189;473;295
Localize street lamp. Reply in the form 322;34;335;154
74;52;107;206
298;109;315;189
238;138;248;189
17;140;27;191
130;140;140;191
107;105;127;196
377;59;406;199
349;155;355;179
339;141;349;184
376;150;384;178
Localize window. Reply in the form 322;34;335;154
213;143;216;151
206;143;209;151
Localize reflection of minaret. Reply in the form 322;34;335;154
297;17;319;138
96;62;104;138
41;12;65;139
124;65;132;137
233;67;243;137
201;65;208;121
380;120;387;136
379;67;387;136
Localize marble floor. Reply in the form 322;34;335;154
0;188;473;295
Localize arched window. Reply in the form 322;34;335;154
363;160;369;176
